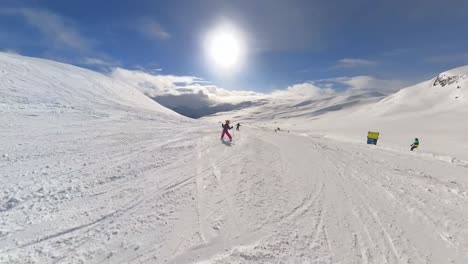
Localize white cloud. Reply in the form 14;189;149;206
111;68;200;96
271;83;335;100
130;65;163;74
82;57;109;66
80;57;121;69
110;68;408;112
135;18;170;40
110;68;263;106
0;7;121;69
0;8;90;52
332;58;378;69
316;76;409;93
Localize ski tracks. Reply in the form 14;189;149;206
206;130;468;264
318;139;468;263
7;125;466;263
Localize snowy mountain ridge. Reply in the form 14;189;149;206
0;52;180;119
374;65;468;116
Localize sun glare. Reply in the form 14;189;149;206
204;23;245;72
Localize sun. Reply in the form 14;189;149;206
208;31;240;68
204;23;245;71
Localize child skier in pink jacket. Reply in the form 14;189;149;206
221;120;233;141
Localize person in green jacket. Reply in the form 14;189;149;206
410;138;419;151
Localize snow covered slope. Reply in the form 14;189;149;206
372;66;468;116
176;129;468;263
224;91;384;122
205;66;468;161
1;53;468;264
0;52;198;263
0;53;177;118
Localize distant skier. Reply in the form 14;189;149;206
236;122;241;131
221;120;233;141
410;138;419;151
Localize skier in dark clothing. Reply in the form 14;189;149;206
410;138;419;151
236;123;241;131
221;120;233;141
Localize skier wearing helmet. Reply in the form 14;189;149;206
221;120;233;141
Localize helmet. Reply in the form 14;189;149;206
415;138;419;141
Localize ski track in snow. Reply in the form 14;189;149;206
169;129;468;264
2;125;468;263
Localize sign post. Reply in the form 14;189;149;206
367;131;380;145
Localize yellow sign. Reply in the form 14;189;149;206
367;131;380;139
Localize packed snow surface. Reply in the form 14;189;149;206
1;53;468;263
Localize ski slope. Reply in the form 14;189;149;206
207;67;468;161
1;53;468;263
168;128;468;264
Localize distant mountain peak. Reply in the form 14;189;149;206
433;74;462;87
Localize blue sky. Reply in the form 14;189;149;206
1;0;468;93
